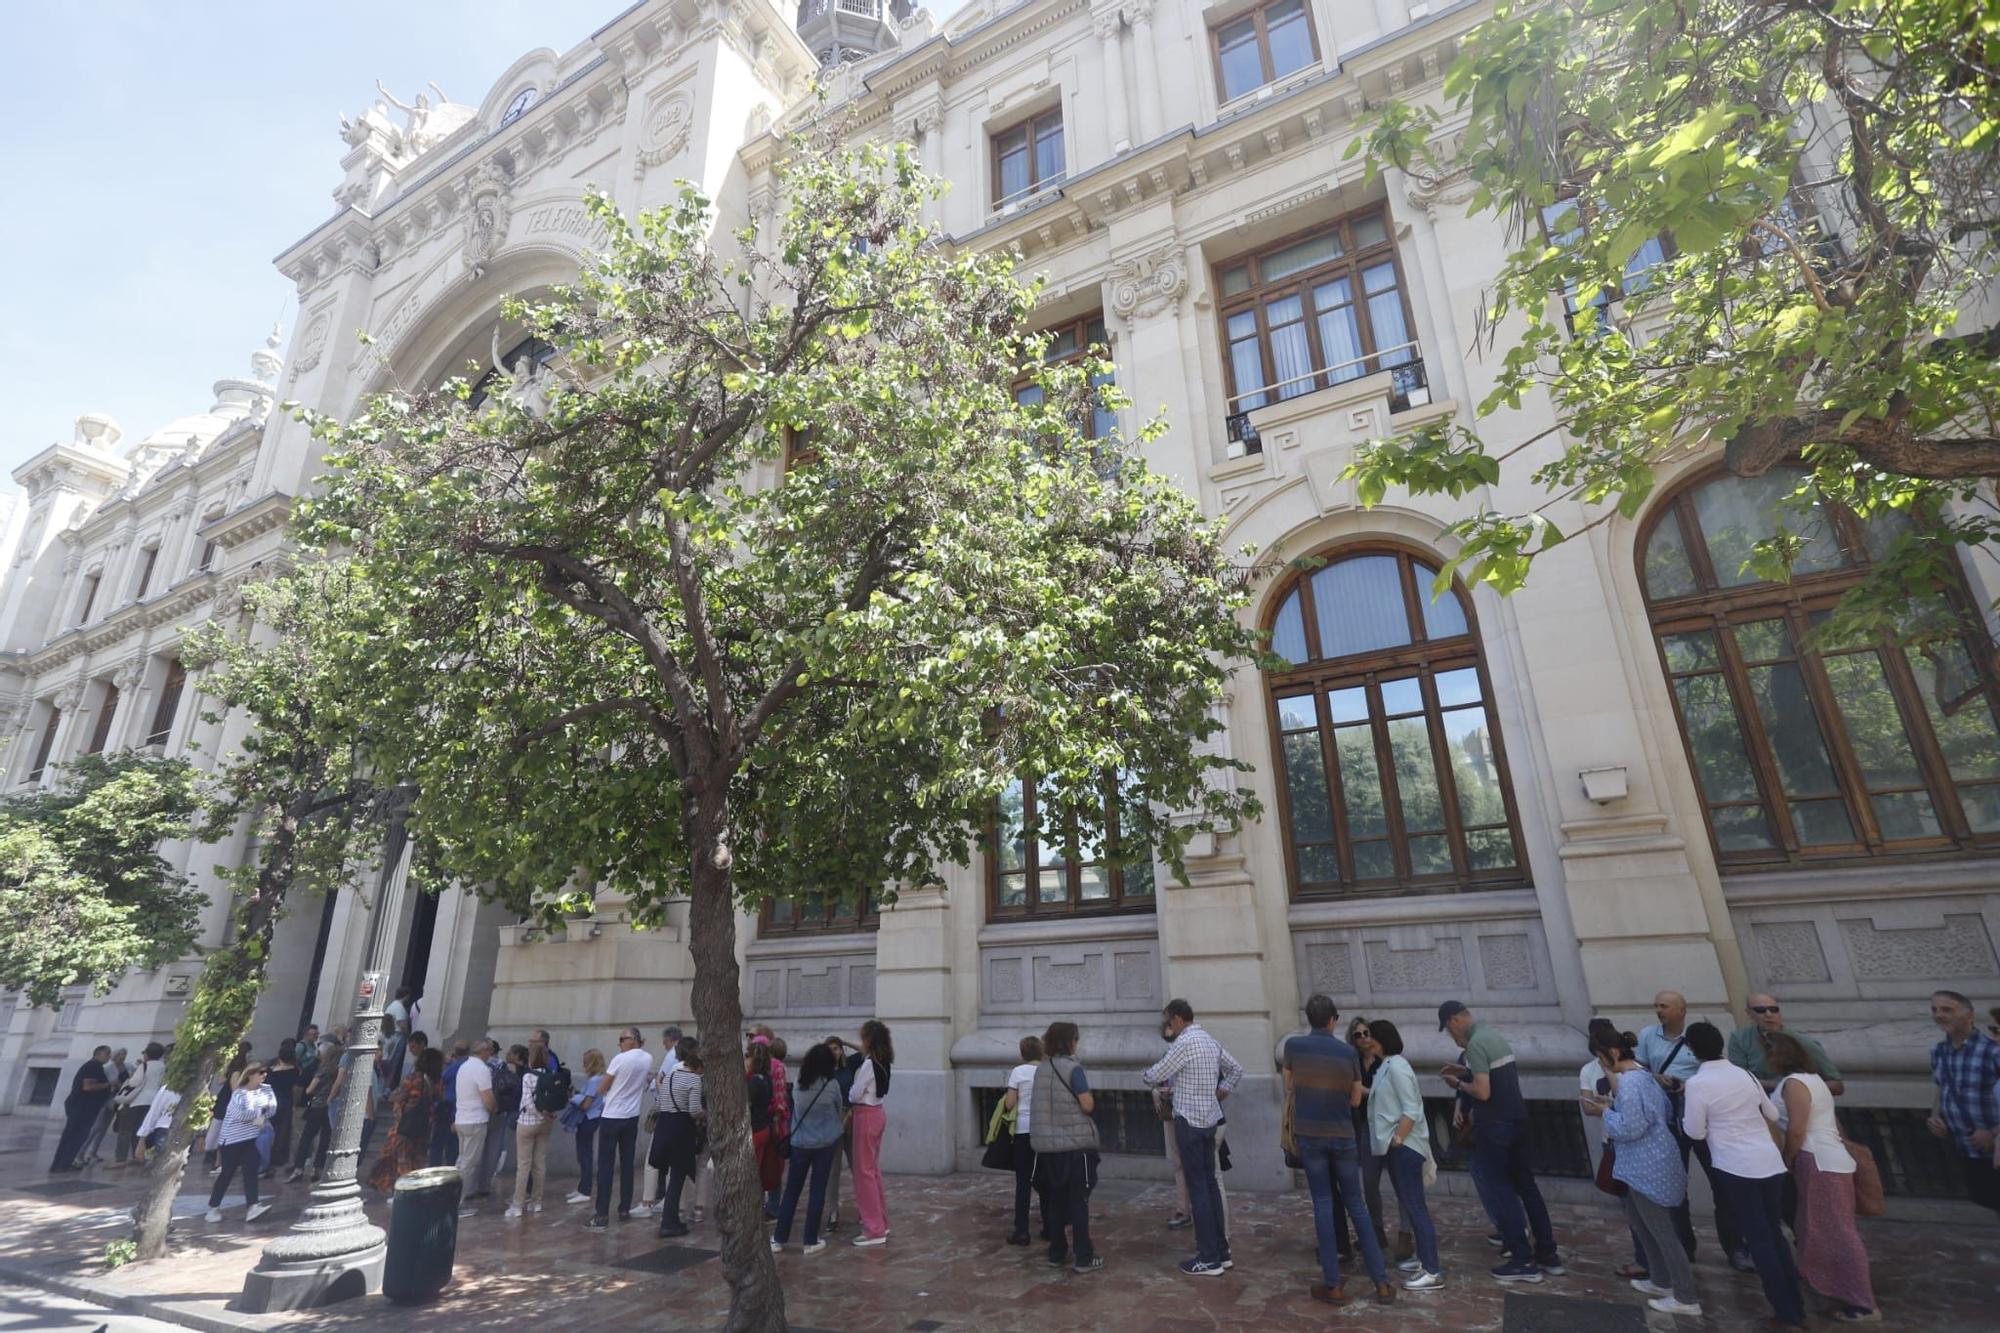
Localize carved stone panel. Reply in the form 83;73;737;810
741;946;876;1021
1840;913;1996;980
848;964;876;1008
1291;914;1558;1010
1478;934;1537;990
1365;938;1467;993
1753;920;1832;985
979;930;1162;1019
1303;942;1355;995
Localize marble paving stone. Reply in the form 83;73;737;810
0;1116;1992;1331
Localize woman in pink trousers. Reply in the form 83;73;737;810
849;1020;894;1246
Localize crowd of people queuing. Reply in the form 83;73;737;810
40;983;2000;1324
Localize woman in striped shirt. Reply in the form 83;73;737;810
206;1062;277;1223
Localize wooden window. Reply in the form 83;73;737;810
1538;197;1674;334
989;774;1155;919
992;108;1064;207
1266;546;1528;897
28;707;60;782
133;546;160;600
1215;209;1422;417
1013;311;1117;440
198;540;218;572
782;427;821;472
78;573;101;624
1211;0;1320;103
85;685;118;755
760;888;879;936
1642;465;2000;865
148;660;186;747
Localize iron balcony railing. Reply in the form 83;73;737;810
1224;341;1429;452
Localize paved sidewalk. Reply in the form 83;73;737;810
2;1115;1994;1330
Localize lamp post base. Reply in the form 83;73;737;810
239;1238;386;1313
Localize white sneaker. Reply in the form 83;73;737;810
631;1202;655;1217
1404;1270;1446;1292
204;1208;222;1223
1648;1297;1703;1317
1397;1258;1423;1273
504;1206;523;1219
527;1202;542;1213
1630;1278;1669;1297
852;1233;887;1247
769;1240;783;1253
244;1203;271;1223
803;1240;826;1256
564;1191;589;1205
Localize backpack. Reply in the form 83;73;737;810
491;1061;522;1113
534;1064;573;1114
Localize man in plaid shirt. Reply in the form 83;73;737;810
1144;999;1244;1276
1927;989;2000;1214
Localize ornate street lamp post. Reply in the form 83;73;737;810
240;818;411;1311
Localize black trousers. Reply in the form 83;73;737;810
1039;1150;1094;1266
594;1116;639;1220
1011;1134;1049;1238
1963;1154;2000;1214
1710;1168;1803;1326
50;1105;98;1170
209;1139;262;1209
293;1106;333;1173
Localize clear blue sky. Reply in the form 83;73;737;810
1;2;952;490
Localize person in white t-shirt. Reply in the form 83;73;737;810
454;1039;498;1208
1001;1033;1045;1246
586;1028;653;1229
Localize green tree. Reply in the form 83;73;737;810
0;753;205;1008
129;568;398;1261
298;136;1260;1330
1347;0;2000;612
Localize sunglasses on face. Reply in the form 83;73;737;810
1749;1005;1781;1015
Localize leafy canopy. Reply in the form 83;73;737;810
298;136;1263;924
0;753;205;1007
1348;0;2000;608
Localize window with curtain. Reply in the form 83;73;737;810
85;684;119;755
1641;465;2000;864
992;107;1064;207
1013;311;1117;441
148;659;186;747
27;706;61;782
1216;209;1416;414
1266;547;1527;897
1211;0;1320;102
990;773;1155;919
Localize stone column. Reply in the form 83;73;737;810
39;684;83;785
1127;3;1165;142
1093;6;1132;155
871;884;955;1173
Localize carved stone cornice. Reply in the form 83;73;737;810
206;492;293;551
1107;243;1188;322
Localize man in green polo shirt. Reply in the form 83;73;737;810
1439;1001;1562;1283
1726;993;1845;1096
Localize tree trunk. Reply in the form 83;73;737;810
685;799;787;1333
130;823;294;1260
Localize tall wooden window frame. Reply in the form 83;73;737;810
78;572;102;625
28;706;60;782
1640;465;2000;867
759;887;880;937
85;684;119;755
1215;208;1420;415
133;545;160;601
1265;544;1530;899
991;107;1065;208
1210;0;1322;103
1536;195;1676;336
148;659;186;748
988;774;1156;920
1012;311;1117;441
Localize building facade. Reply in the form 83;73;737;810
5;0;1997;1197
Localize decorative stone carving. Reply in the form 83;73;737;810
51;683;83;712
752;969;781;1011
1364;938;1467;992
112;657;147;693
635;90;696;177
847;963;876;1008
988;957;1024;1004
1108;245;1187;321
1840;913;1997;980
290;311;332;381
1479;934;1537;990
1033;954;1104;1001
460;161;512;278
1304;942;1355;994
787;966;841;1010
1753;920;1832;984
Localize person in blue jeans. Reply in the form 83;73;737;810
1439;1000;1563;1283
1143;999;1244;1277
1285;994;1394;1306
771;1042;849;1255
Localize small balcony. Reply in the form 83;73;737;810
1224;341;1430;455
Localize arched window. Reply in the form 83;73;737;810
1266;546;1526;896
1640;465;2000;864
468;336;556;407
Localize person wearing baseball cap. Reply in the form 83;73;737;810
1438;1001;1563;1284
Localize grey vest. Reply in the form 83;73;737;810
1030;1057;1099;1154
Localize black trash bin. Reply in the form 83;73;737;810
383;1166;462;1304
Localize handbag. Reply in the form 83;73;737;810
1594;1140;1629;1196
1847;1140;1885;1216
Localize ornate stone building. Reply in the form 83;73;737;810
4;0;1996;1199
